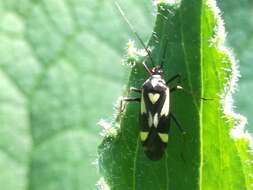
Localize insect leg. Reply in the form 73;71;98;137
129;87;142;93
170;113;185;134
119;96;141;113
170;113;187;162
170;85;183;93
177;88;213;101
123;97;141;102
166;74;181;85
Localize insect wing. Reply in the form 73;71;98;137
139;87;171;160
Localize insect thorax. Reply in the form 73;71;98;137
143;75;168;93
141;75;170;116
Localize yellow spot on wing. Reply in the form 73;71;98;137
148;93;160;104
158;133;169;143
140;131;149;141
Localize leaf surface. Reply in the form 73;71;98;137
218;0;253;133
98;1;253;190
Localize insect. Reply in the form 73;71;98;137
116;2;186;161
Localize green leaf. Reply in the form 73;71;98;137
98;0;253;190
0;0;154;189
218;0;253;133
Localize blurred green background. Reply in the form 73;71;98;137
0;0;252;189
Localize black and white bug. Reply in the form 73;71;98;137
124;67;185;161
116;2;186;161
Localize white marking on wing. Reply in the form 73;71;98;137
160;88;170;116
148;112;153;127
153;113;159;128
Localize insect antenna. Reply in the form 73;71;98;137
160;38;169;69
115;1;155;74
